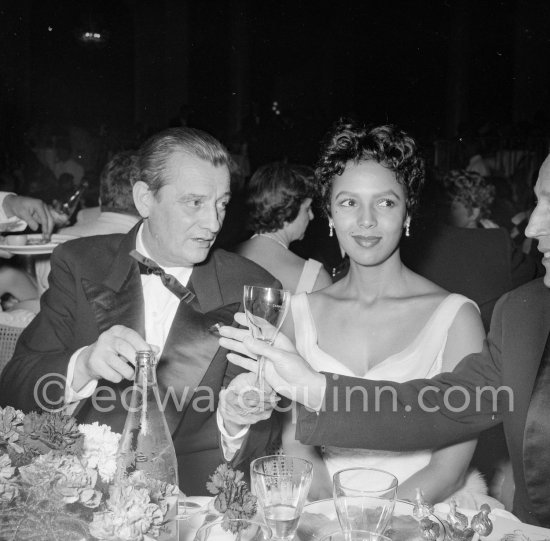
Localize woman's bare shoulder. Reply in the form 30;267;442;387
403;267;449;301
304;281;340;312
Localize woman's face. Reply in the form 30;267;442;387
448;199;478;228
330;161;408;266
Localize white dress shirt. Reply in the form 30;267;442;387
63;224;242;458
64;224;192;406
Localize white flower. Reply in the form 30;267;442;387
18;451;101;507
0;406;25;452
0;454;19;502
89;485;164;541
0;454;16;482
79;422;121;483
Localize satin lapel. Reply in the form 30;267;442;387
156;253;239;433
81;225;145;336
157;299;241;433
188;253;224;313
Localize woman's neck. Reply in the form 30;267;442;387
342;251;408;301
255;231;290;249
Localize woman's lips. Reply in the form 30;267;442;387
352;235;382;247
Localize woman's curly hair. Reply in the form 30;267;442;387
246;162;316;233
315;118;425;217
443;169;495;219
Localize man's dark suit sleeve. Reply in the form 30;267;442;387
296;294;507;450
0;246;93;411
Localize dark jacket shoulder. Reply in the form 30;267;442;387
53;232;126;259
499;277;547;306
209;248;280;288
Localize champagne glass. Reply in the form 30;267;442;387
251;455;313;541
333;468;398;535
243;285;290;388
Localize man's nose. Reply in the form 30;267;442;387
525;208;544;239
202;206;222;233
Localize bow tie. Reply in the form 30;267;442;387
129;249;195;303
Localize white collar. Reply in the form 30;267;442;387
135;223;193;283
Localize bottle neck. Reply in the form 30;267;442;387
134;353;158;388
131;353;160;437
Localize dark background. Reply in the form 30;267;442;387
2;0;550;169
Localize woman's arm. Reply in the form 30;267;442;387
440;301;486;372
281;408;333;501
398;301;486;503
396;439;478;503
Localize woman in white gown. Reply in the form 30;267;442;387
278;120;492;507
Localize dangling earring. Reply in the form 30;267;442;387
329;219;334;237
404;217;411;237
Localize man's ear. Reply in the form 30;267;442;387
133;181;153;219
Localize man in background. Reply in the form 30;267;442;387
59;151;141;237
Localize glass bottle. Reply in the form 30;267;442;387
61;181;88;219
114;350;179;486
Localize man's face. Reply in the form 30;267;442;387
525;156;550;287
137;151;231;267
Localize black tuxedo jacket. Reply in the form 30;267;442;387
297;278;550;526
0;224;282;495
401;224;539;330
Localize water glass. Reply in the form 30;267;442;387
195;518;272;541
319;530;392;541
333;468;398;534
251;455;313;541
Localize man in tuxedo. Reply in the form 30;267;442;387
0;127;281;495
219;154;550;526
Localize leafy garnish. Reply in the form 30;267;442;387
207;463;257;534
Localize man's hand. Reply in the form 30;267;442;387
72;325;159;391
3;194;57;237
219;372;279;436
219;313;326;410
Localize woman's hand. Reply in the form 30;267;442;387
219;372;279;435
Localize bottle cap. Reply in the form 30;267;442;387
135;350;157;366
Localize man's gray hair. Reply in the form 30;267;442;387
138;127;232;195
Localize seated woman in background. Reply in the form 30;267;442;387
444;169;498;229
236;162;332;293
222;120;498;508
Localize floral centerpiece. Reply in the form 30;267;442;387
0;406;179;541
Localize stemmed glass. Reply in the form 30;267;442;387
251;455;313;541
333;468;398;535
243;285;290;388
195;518;272;541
